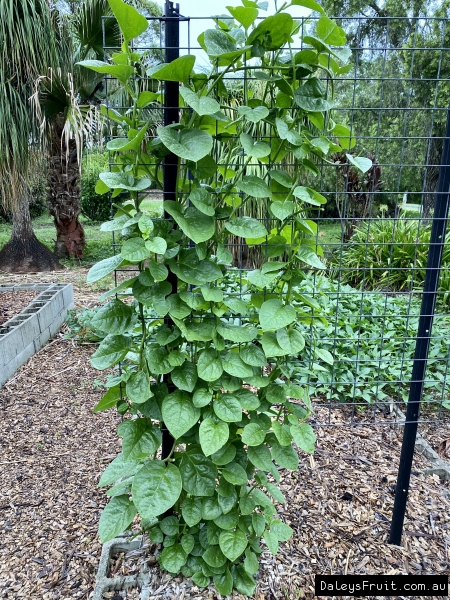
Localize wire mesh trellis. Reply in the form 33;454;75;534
101;5;449;543
103;9;450;424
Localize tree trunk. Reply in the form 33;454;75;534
0;192;62;273
48;128;86;259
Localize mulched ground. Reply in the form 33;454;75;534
0;290;38;326
0;270;449;600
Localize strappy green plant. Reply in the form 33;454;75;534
80;0;365;595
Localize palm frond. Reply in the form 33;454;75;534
0;0;59;208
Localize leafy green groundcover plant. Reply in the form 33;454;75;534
333;217;450;301
80;0;364;595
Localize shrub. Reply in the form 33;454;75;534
334;218;450;298
81;151;111;222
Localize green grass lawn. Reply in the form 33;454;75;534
0;212;113;268
0;211;343;268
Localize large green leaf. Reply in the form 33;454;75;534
272;421;292;446
107;124;149;153
193;388;213;408
216;324;256;343
180;451;217;496
294;78;331;112
93;385;122;413
87;254;123;284
189;187;215;216
296;246;326;269
145;346;173;375
248;444;273;471
346;154;373;173
182;497;203;526
259;299;296;331
222;462;248;485
169;257;222;285
222;352;253;378
290;423;316;454
162;391;200;439
120;419;162;461
270;201;295;221
235;176;272;198
203;28;236;56
146;236;167;254
107;0;148;42
240;344;266;367
171;362;197;392
214;569;233;596
240;133;271;158
159;544;187;573
316;15;346;45
292;0;324;12
99;172;151;191
180;87;220;115
164;201;215;243
241;423;266;446
237;105;269;123
91;298;135;334
271;441;299;470
77;60;133;84
149;55;196;84
198;349;223;381
247;13;293;50
219;530;247;562
213;394;242;423
227;6;258;29
157;126;213;162
126;370;151;404
293;186;327;207
199;418;229;456
225;216;268;238
261;332;287;357
132;460;182;518
276;328;305;354
90;335;129;370
98;453;141;487
121;237;150;262
99;495;137;543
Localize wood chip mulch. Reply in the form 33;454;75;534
0;290;38;326
0;270;449;600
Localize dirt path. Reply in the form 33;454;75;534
0;270;448;599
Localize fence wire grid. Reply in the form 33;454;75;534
102;11;450;428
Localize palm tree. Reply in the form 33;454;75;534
38;0;163;259
0;0;62;272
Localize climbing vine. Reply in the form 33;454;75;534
80;0;363;594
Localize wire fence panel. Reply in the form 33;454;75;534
103;12;450;429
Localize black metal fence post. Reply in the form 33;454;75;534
389;106;450;545
161;0;180;463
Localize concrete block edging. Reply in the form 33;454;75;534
0;282;74;387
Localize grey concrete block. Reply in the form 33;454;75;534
2;341;36;384
61;283;74;307
0;326;23;368
424;462;450;481
92;535;152;600
36;302;58;333
33;327;52;354
17;315;41;347
0;282;75;387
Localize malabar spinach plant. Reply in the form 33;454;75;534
80;0;361;594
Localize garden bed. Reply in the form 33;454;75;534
0;332;448;600
0;283;74;387
0;290;38;326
